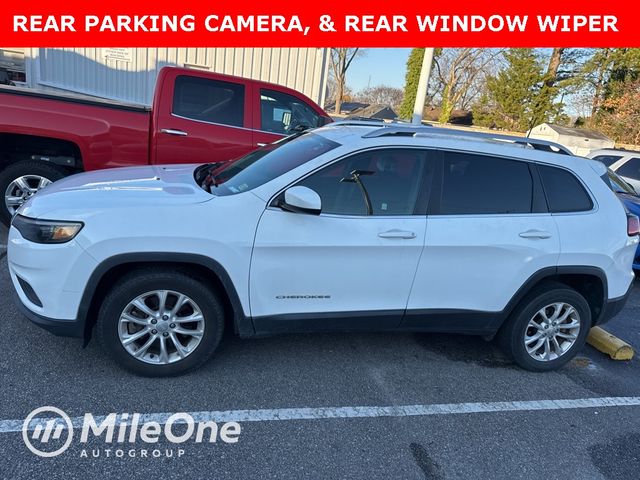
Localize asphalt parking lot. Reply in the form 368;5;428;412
0;223;639;480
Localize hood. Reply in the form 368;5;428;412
19;164;213;219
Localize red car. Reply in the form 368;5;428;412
0;66;331;225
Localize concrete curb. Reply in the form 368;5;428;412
587;327;635;360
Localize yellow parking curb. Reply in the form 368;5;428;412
587;327;634;360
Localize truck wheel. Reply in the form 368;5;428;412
498;283;591;372
96;269;225;377
0;160;68;226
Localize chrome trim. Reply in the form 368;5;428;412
160;128;188;137
170;113;287;137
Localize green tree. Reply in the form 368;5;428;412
473;49;561;132
399;48;429;120
576;48;640;117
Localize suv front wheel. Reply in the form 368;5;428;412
97;269;225;376
499;284;591;371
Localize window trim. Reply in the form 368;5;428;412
266;146;598;218
171;112;286;137
267;146;437;218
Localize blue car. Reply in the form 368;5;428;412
606;169;640;271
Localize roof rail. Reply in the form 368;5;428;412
361;123;573;155
361;125;431;137
329;119;413;128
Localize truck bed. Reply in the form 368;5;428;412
0;85;151;170
0;85;150;113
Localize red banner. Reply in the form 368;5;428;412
1;1;637;47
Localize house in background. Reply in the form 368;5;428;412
325;101;398;120
528;123;615;156
324;101;369;115
0;47;330;107
348;104;397;121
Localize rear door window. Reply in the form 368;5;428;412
538;165;593;212
439;152;533;214
173;75;245;128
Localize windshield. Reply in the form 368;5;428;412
199;133;340;196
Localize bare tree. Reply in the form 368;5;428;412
432;48;502;123
330;48;362;114
354;85;404;110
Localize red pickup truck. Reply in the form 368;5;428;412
0;66;332;225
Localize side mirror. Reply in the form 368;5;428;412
280;186;321;215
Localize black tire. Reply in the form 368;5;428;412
498;283;591;372
0;160;69;226
96;269;225;376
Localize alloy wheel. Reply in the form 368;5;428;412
118;290;205;365
524;302;581;362
4;175;52;215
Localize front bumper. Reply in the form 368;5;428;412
13;292;84;338
8;225;97;335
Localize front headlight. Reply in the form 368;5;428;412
11;215;84;244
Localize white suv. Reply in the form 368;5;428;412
587;148;640;193
8;122;639;376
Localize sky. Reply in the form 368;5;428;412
346;48;412;92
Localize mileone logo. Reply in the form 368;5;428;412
22;406;241;458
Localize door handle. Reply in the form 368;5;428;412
160;129;188;137
256;143;267;147
519;230;552;239
378;230;416;239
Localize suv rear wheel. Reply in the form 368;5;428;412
499;283;591;371
97;269;225;376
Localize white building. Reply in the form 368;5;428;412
0;47;330;106
528;123;615;157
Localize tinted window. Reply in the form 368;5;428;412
208;133;339;196
260;89;323;134
439;152;533;214
297;149;431;216
173;75;244;127
539;165;593;212
616;158;640;181
592;154;622;167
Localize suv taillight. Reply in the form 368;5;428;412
628;214;640;236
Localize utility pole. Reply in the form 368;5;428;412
412;48;435;125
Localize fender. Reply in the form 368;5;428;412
78;252;253;342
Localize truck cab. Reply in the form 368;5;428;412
151;67;331;165
0;66;331;225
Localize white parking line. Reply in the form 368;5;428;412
1;396;639;434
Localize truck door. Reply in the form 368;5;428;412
153;71;253;165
